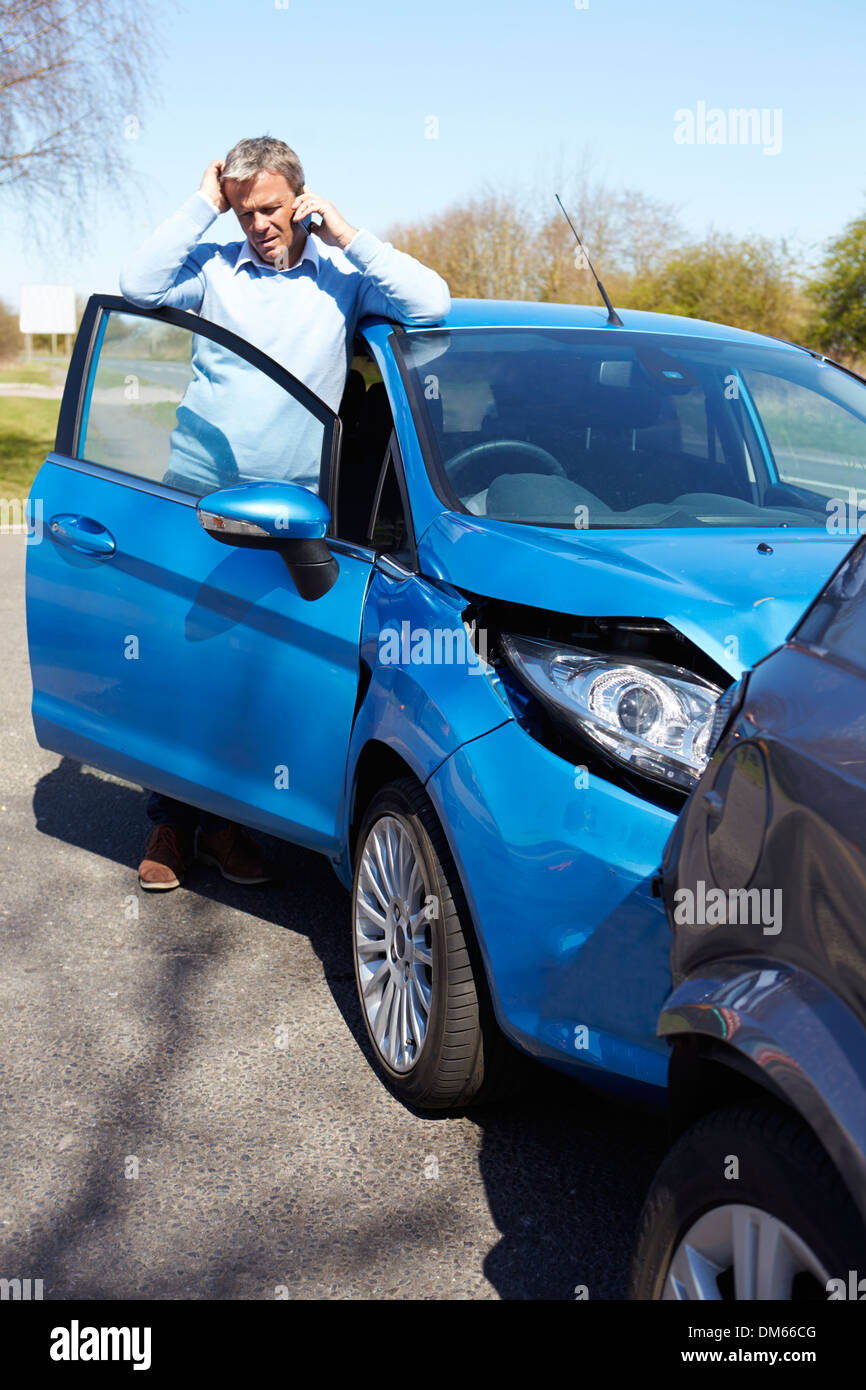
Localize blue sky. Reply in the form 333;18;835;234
3;0;865;307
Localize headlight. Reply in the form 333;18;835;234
501;633;722;792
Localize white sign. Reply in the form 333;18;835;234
19;284;76;335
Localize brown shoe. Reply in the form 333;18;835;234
138;823;193;891
195;823;273;884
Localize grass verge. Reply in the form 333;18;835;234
0;397;59;503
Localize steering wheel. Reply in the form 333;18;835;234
445;439;566;497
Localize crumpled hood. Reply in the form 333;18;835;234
418;513;853;675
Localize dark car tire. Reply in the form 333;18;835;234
351;777;508;1111
630;1103;866;1300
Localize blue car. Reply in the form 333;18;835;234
25;293;865;1110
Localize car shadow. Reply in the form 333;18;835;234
470;1074;668;1299
29;756;670;1299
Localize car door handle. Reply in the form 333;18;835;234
49;514;116;557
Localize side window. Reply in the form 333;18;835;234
370;453;411;561
744;370;866;499
669;389;709;458
78;310;331;498
334;349;395;543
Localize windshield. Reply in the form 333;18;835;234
395;327;866;529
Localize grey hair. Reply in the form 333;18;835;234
222;136;305;193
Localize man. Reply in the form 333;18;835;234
119;135;450;893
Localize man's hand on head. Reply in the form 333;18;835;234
199;159;230;214
291;185;358;251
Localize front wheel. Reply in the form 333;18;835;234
630;1103;866;1299
351;777;501;1110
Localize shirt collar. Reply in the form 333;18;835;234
234;231;319;276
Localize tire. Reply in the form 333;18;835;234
630;1103;866;1300
351;777;504;1110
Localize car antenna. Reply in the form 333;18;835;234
555;193;624;327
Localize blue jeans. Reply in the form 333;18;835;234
145;791;230;836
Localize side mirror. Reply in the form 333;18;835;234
197;481;338;600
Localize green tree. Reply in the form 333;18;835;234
807;215;866;359
623;234;809;341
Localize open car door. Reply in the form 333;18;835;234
25;295;373;855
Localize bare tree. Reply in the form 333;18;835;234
0;294;24;355
385;185;537;302
383;160;684;305
0;0;164;238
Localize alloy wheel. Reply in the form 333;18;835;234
354;814;434;1074
664;1203;831;1299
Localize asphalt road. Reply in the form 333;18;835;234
0;533;669;1300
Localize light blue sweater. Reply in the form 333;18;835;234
118;192;450;491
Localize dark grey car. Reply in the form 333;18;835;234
631;532;866;1300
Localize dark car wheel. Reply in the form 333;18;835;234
351;777;503;1110
630;1104;866;1299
